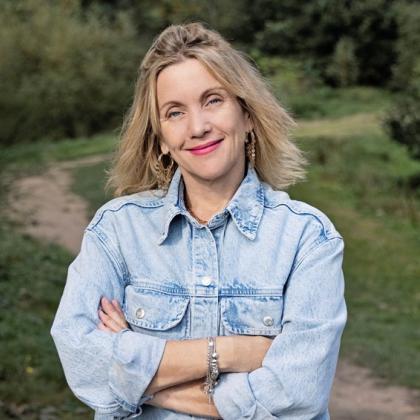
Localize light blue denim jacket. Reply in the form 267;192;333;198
51;162;347;419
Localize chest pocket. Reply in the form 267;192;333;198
220;294;284;336
124;284;190;340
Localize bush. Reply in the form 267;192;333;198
252;0;398;86
0;0;141;146
391;1;420;91
384;85;420;159
326;37;359;87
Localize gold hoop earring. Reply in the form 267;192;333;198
155;152;174;190
246;130;256;168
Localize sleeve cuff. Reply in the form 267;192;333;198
109;329;167;413
212;372;274;419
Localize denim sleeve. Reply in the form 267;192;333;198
50;228;167;418
213;236;347;419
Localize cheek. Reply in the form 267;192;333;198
214;107;248;138
160;126;182;151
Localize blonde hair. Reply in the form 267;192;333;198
106;22;307;197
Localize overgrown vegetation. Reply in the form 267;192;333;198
0;0;140;145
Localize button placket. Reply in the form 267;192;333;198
191;226;220;337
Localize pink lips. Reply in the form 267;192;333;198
188;140;223;156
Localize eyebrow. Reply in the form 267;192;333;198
159;86;227;112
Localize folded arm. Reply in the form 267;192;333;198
100;296;273;418
212;236;347;419
51;228;170;417
52;226;272;418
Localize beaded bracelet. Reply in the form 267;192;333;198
203;336;220;402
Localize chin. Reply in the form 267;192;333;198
183;165;228;182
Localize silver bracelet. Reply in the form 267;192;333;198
203;336;220;402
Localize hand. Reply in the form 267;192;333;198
97;297;128;333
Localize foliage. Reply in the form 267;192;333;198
251;0;399;86
384;85;420;160
391;1;420;90
326;37;359;87
97;0;400;87
0;0;140;146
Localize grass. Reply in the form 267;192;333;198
259;57;394;120
71;159;114;218
0;131;117;177
0;202;89;418
0;83;419;416
0;133;117;417
284;85;393;120
289;128;420;388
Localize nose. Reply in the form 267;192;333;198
188;107;211;138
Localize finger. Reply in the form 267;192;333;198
112;299;125;317
97;321;113;333
98;309;124;332
101;297;127;329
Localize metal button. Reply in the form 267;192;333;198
263;316;274;326
201;276;213;286
136;308;145;319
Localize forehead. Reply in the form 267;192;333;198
156;59;224;105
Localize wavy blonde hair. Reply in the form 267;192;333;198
106;22;307;197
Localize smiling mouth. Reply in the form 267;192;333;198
187;139;223;151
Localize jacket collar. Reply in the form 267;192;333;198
157;162;265;245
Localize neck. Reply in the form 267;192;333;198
183;162;247;222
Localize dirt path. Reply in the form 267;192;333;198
7;157;420;419
7;155;109;254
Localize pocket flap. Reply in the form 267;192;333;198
221;295;283;335
124;286;189;330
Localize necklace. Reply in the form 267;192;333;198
185;201;208;225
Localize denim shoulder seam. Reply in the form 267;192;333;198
89;200;164;230
268;201;341;239
85;227;129;284
291;236;343;275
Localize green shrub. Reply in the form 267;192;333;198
326;37;359;87
252;0;398;86
391;1;420;91
384;86;420;160
0;0;140;146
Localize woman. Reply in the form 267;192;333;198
51;22;347;419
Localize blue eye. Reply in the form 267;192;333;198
209;98;221;105
168;111;182;119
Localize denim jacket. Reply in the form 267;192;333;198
51;162;347;419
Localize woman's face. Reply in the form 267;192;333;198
156;58;252;186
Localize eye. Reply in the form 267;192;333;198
167;110;182;119
207;97;222;106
